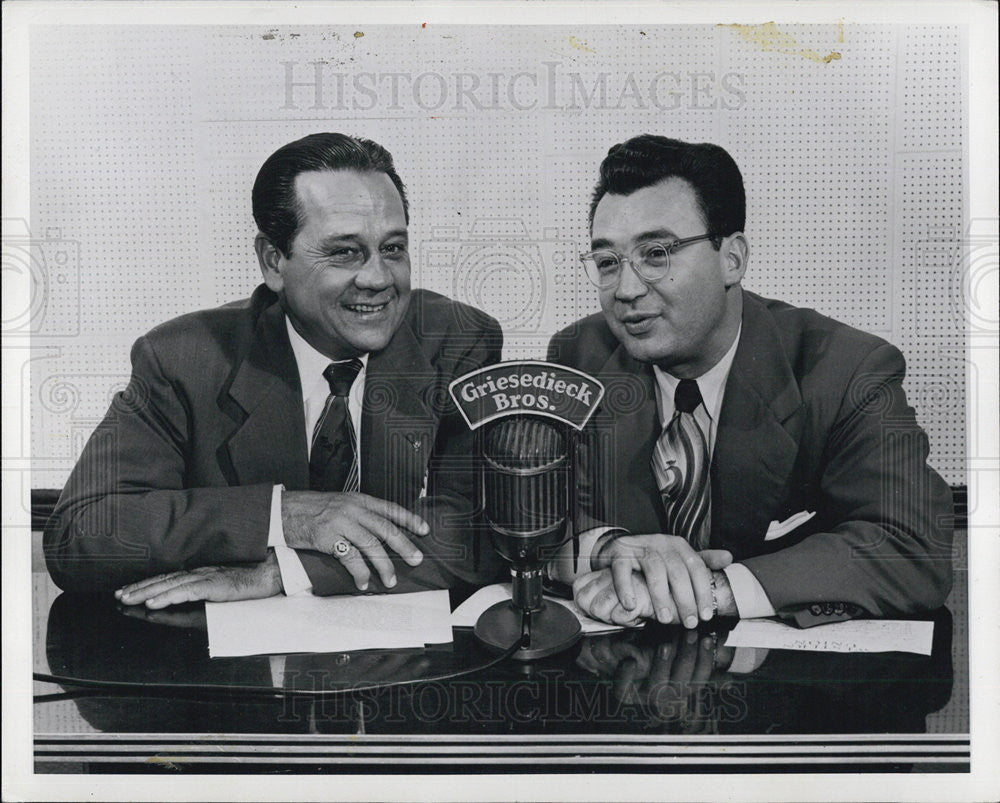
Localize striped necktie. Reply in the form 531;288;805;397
650;378;711;550
308;358;363;493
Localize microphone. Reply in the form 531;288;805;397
450;361;604;660
483;416;567;551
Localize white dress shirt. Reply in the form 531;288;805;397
267;316;368;595
554;325;778;619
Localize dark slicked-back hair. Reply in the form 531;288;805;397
252;133;409;256
589;134;745;248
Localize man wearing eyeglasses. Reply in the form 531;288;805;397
548;135;953;629
45;133;503;606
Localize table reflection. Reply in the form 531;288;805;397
36;591;953;737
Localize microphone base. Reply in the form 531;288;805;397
474;600;582;661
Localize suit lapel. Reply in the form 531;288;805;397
597;346;667;534
220;300;310;490
711;292;804;556
362;321;439;506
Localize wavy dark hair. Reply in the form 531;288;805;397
252;133;408;256
589;134;745;248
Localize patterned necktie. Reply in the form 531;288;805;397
651;378;711;550
308;358;363;493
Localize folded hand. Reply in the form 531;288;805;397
595;534;732;627
573;567;654;626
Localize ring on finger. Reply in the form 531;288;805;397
333;539;352;557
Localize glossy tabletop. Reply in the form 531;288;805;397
32;534;969;773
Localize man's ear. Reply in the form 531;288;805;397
719;232;749;288
255;233;285;293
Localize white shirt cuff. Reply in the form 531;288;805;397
723;563;776;619
268;484;313;596
548;526;618;583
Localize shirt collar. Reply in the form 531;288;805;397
652;324;742;426
284;316;368;400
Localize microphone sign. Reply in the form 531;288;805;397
449;361;605;431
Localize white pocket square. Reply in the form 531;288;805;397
764;510;816;541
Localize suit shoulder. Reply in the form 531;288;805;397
747;291;903;382
142;296;253;346
134;289;275;380
550;311;607;341
754;292;887;344
548;312;618;370
406;289;501;338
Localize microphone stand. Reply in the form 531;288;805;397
474;559;581;661
474;428;582;661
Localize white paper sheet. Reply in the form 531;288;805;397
723;618;934;655
450;583;625;635
206;589;453;657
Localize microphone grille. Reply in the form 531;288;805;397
482;417;569;537
484;417;565;471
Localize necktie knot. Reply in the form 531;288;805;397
323;358;363;397
674;378;703;414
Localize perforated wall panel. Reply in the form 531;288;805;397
25;24;966;486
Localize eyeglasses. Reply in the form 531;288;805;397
579;234;716;289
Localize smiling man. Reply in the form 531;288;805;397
45;133;504;605
548;135;953;629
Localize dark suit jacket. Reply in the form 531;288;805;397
44;285;504;594
547;290;953;617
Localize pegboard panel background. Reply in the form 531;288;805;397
23;24;967;487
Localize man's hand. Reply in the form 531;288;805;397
115;549;282;609
282;491;428;591
574;568;654;626
595;534;732;627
